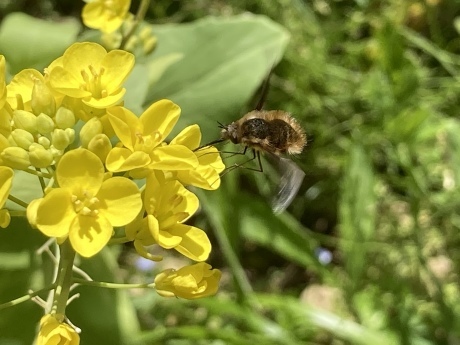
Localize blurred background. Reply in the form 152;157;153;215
1;0;460;344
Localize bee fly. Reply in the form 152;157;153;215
198;71;307;213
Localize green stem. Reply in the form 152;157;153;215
0;285;56;310
108;236;130;245
8;195;29;209
120;0;151;50
24;168;53;179
36;168;46;192
51;241;76;315
73;278;154;289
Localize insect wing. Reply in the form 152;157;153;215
271;157;305;214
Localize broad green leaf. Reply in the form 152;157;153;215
145;14;290;142
260;295;398;345
124;64;151;115
0;12;80;74
339;142;376;288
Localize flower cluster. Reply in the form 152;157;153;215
1;1;227;344
82;0;157;55
1;41;224;302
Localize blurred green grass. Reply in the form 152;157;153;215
2;0;460;344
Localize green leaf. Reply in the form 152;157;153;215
339;142;376;288
0;12;80;74
385;107;431;142
260;294;398;345
145;14;290;142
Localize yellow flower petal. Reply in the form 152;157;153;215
56;149;104;196
63;42;106;74
35;189;75;238
0;166;13;208
101;50;135;94
82;0;130;34
107;106;140;150
69;213;112;257
149;145;198;170
48;66;92;98
140;99;180;142
82;88;126;108
154;263;221;299
106;147;151;172
26;198;42;229
168;224;211;261
97;176;142;227
170;124;201;149
37;314;80;345
7;69;45;110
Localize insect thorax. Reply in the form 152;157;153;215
240;118;299;154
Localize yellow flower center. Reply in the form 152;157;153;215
155;195;188;228
80;65;108;99
71;191;100;217
134;131;161;152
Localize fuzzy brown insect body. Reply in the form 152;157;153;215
221;110;307;156
215;109;307;213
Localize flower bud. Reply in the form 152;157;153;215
38;136;51;149
31;78;56;116
154;263;221;300
80;117;103;148
29;143;54;168
52;128;70;150
11;129;34;150
37;314;80;345
87;133;112;162
36;113;55;134
143;36;158;55
0;209;10;228
125;35;139;53
13;110;37;133
65;128;75;145
55;107;76;129
1;146;30;169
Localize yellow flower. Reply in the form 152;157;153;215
48;42;134;110
0;166;13;228
37;314;79;345
106;100;198;173
170;124;225;190
126;172;211;262
30;148;142;257
82;0;131;34
154;262;221;299
7;68;45;111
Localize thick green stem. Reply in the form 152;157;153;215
120;0;151;49
52;241;76;315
